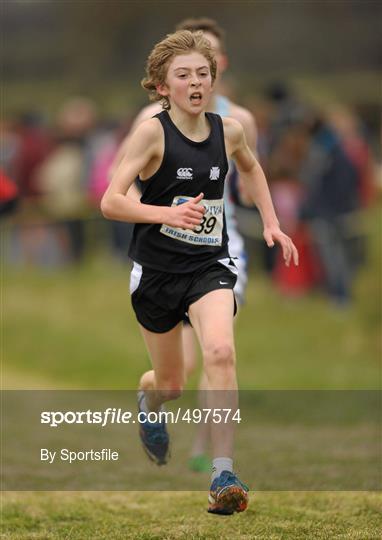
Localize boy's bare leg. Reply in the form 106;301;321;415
182;323;198;378
183;325;211;458
189;289;248;514
139;322;185;412
188;289;238;460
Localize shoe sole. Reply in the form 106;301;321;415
208;486;248;515
140;440;169;466
139;428;170;466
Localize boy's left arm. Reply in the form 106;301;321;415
229;105;258;206
225;118;299;267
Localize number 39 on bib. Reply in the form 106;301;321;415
160;196;224;246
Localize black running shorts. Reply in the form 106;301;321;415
130;260;238;333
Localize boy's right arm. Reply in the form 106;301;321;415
101;119;205;228
109;103;162;181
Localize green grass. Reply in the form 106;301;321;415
4;268;379;389
2;491;381;539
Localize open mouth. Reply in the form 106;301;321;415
190;92;202;103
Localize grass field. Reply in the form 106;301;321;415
2;491;381;539
2;208;381;538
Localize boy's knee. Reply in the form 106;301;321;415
204;343;235;371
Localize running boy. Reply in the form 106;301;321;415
101;30;298;515
110;18;257;472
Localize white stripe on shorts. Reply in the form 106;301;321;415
130;262;143;295
218;257;239;275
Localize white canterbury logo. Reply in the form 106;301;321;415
177;167;193;180
209;166;220;180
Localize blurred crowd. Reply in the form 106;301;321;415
245;83;378;306
1;86;379;306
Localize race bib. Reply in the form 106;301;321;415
160;195;224;246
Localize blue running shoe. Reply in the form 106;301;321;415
137;390;170;466
208;470;249;515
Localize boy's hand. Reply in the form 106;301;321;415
264;226;299;267
164;192;206;230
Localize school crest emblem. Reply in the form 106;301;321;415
209;166;220;180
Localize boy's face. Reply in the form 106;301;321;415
158;52;214;115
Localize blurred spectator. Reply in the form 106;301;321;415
0;169;19;217
88;117;134;261
245;97;273;168
271;176;323;297
264;81;307;155
13;111;52;199
328;105;377;208
267;120;322;295
249;83;309;274
34;97;97;262
0;119;21;180
299;112;360;306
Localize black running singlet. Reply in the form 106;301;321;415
128;110;230;273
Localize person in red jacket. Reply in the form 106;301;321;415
0;169;19;217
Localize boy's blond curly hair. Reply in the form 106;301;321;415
141;30;217;110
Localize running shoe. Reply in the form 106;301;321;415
137;390;170;466
208;470;249;515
